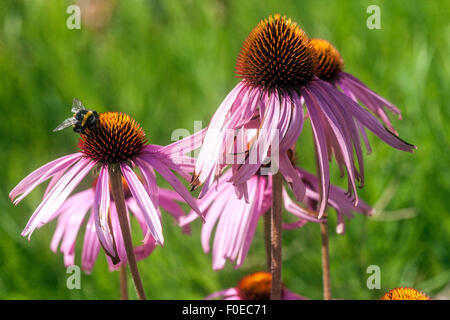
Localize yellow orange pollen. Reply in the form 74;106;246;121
380;287;431;300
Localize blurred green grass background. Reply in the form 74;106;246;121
0;0;449;299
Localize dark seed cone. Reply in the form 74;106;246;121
236;14;315;92
79;112;147;164
237;272;278;300
309;38;344;82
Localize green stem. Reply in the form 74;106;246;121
320;220;332;300
119;264;128;300
109;164;147;300
270;172;283;300
263;211;272;272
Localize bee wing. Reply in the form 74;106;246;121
71;98;85;113
53;117;77;132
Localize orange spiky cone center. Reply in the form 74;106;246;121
237;272;275;300
309;38;344;82
380;287;431;300
79;112;147;163
236;14;315;92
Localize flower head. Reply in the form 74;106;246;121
206;271;307;300
236;14;315;92
78;112;147;163
380;287;431;300
10;103;203;264
191;15;415;218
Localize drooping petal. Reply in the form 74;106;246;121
93;165;119;264
230;91;281;185
339;72;402;118
22;157;95;239
205;288;239;300
280;91;304;151
121;163;164;245
82;213;101;273
144;156;203;220
302;87;330;218
310;82;359;202
10;153;83;205
325;80;415;152
157;188;191;234
236;176;268;267
279;152;306;201
134;158;159;206
282;289;309;300
282;188;323;223
195;82;247;184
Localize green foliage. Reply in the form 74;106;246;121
0;0;448;299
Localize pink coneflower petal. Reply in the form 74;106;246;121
298;167;373;221
302;88;330;218
282;188;323;223
124;197;157;260
43;168;70;199
157;189;191;234
134;158;160;207
21;157;95;239
93;165;118;263
201;192;230;253
279;91;304;151
82;213;101;273
159;128;207;172
309;83;359;201
10;153;83;205
49;189;93;251
59;198;92;266
336;212;346;234
212;194;241;269
356;121;373;154
205;288;239;300
339;72;402;117
279;152;306;201
106;202;127;269
282;289;308;300
145;156;203;220
323;81;415;152
195;82;246;185
235;177;267;267
282;219;308;229
227;178;259;264
121;163;164;245
230;92;281;185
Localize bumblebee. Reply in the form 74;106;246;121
53;98;99;134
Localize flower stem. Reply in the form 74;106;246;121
119;264;128;300
109;164;147;300
263;211;272;272
320;220;332;300
270;171;283;300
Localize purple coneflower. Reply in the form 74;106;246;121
206;271;307;300
10;109;202;271
309;38;403;136
191;14;415;217
181;158;372;270
45;176;190;273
